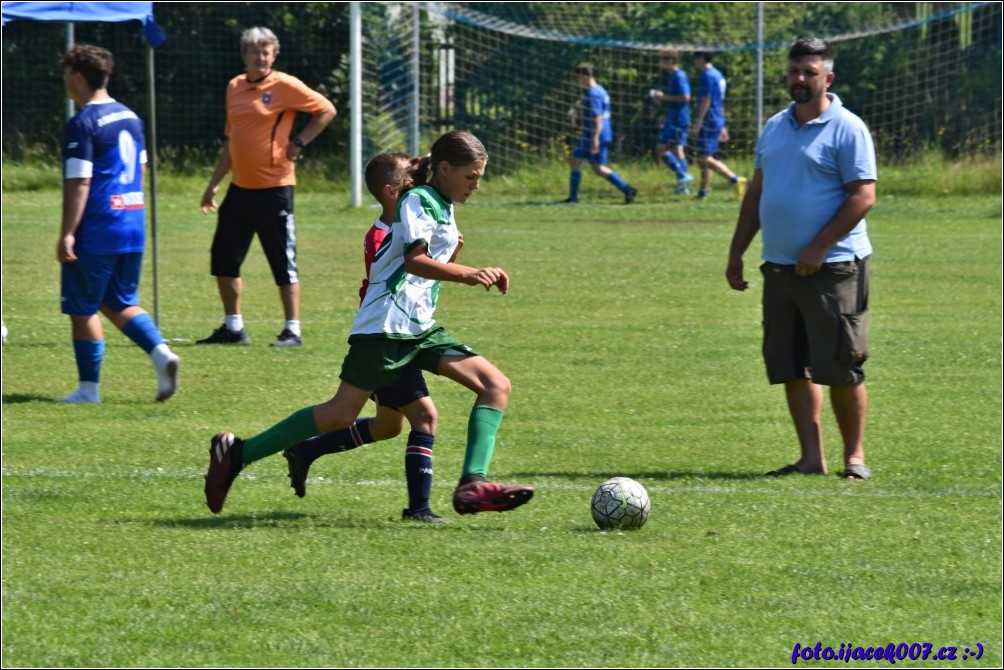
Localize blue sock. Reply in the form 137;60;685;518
404;430;435;512
729;175;739;184
73;339;105;383
681;156;689;173
606;171;629;193
121;312;163;354
298;418;373;463
662;151;683;177
569;171;582;200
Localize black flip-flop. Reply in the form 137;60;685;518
765;463;804;476
840;463;872;480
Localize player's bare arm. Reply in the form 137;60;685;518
405;245;508;294
58;177;90;263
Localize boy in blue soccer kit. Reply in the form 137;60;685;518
651;49;694;194
690;52;746;200
57;44;179;404
565;63;638;204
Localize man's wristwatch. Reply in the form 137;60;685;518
292;136;305;149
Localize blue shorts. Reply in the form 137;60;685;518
658;123;689;146
694;126;723;157
572;138;609;165
61;253;142;315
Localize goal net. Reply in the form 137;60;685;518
361;2;1002;174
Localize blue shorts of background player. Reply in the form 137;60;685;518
694;125;724;157
572;138;610;165
658;123;689;147
61;253;143;315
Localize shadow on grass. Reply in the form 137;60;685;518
511;470;766;482
151;511;480;531
2;393;59;404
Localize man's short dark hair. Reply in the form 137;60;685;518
789;38;834;62
573;63;594;78
694;51;714;62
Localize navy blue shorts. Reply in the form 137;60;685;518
372;366;431;410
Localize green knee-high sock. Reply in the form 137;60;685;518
242;406;319;465
461;405;504;479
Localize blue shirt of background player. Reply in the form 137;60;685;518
697;65;726;130
62;98;147;256
581;84;614;143
756;93;876;265
664;69;691;129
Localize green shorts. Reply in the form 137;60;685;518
760;256;870;386
340;326;478;391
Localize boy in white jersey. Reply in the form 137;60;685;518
282;152;449;523
204;131;534;516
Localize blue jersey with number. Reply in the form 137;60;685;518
698;65;727;130
664;69;691;128
581;84;614;143
62;99;147;255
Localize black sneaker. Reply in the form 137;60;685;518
282;447;311;498
197;325;250;345
402;508;451;524
625;186;638;204
205;432;244;514
271;329;302;347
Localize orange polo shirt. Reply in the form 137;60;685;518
224;71;333;189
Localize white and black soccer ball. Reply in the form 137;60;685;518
590;477;650;530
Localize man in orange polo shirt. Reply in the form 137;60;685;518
199;26;336;347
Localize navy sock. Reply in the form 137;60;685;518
404;430;435;512
298;418;373;463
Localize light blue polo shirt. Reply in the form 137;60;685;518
755;93;877;265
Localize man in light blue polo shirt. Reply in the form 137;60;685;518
725;38;877;481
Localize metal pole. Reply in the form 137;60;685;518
147;45;160;326
350;2;362;207
755;2;764;138
66;23;75;119
410;3;420;156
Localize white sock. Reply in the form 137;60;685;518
151;344;177;369
285;320;301;336
60;382;100;404
224;314;244;332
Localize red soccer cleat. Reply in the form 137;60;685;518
452;480;534;515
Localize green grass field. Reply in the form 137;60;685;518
2;162;1001;667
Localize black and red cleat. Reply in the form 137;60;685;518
452;480;534;515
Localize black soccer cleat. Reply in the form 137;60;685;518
282;446;311;498
204;432;244;513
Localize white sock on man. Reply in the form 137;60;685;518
285;320;301;337
224;314;244;332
